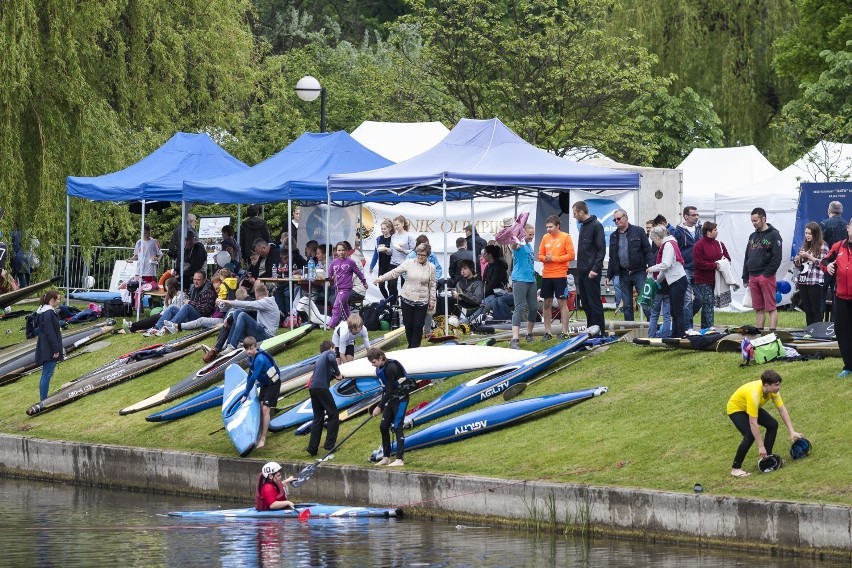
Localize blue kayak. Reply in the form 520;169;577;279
268;376;383;432
403;333;590;429
222;364;261;457
374;387;608;459
168;502;402;519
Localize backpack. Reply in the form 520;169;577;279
25;311;40;339
741;333;784;366
359;303;382;331
221;280;237;301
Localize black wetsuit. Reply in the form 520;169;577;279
377;359;411;461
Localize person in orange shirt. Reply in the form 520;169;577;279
538;215;576;340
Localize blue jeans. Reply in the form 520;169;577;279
484;293;514;320
619;270;649;321
226;310;272;348
684;270;695;330
649;294;671;338
154;304;181;329
40;359;58;401
169;304;201;325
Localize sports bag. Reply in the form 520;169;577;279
637;278;658;307
742;333;784;365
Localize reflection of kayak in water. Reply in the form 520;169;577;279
167;503;403;519
0;276;62;309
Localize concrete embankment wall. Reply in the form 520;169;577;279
1;435;849;559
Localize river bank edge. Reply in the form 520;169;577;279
1;434;849;562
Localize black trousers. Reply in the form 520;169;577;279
306;387;340;454
577;272;605;329
798;284;822;326
834;296;852;372
729;409;778;469
380;396;409;461
401;300;428;348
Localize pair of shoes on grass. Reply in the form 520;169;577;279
375;458;404;467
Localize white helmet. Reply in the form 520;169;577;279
262;462;282;478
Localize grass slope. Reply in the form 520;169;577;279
0;308;848;506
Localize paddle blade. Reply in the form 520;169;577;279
502;382;528;401
298;508;311;522
290;463;317;488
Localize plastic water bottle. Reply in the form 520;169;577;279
307;258;316;282
271;263;277;277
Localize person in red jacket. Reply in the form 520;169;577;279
821;223;852;377
255;462;297;511
692;222;732;329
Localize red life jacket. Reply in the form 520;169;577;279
254;474;287;511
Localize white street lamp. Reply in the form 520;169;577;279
295;75;326;132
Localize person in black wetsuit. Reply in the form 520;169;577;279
305;340;341;457
369;347;414;467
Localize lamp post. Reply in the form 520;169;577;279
295;75;326;133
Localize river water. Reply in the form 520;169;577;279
0;476;840;567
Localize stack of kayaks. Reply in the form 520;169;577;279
25;327;219;416
145;327;405;423
119;323;315;416
168;503;402;519
373;387;608;460
1;321;115;387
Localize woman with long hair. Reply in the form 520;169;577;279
123;277;185;333
387;215;416;301
370;220;394;299
795;221;829;325
35;290;63;401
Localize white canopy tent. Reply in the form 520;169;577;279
350;121;450;163
783;141;852;183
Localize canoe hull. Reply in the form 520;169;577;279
0;276;62;310
168;503;402;519
268;376;382;432
222;364;260;457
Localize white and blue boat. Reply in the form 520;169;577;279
375;388;608;458
268;376;383;432
403;332;592;429
168;503;402;519
222;364;261;457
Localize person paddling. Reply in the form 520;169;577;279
369;347;415;467
255;462;296;511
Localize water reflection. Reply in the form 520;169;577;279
0;476;842;567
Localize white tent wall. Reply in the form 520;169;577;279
585;159;682;224
785;141;852;183
350;121;451;163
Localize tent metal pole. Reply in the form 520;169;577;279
287;200;293;328
179;201;186;292
470;199;476;272
325;190;331;325
443;185;449;334
65;195;70;300
136;201;146;321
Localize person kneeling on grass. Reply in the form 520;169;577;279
332;314;370;363
239;336;281;450
369;347;415;467
255;462;296;511
726;369;803;478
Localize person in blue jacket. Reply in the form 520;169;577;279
35;290;64;401
239;336;281;450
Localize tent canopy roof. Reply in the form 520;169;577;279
328;118;640;198
66;132;248;202
350;121;450;163
182;131;394;204
784;141;852;183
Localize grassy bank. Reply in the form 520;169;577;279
0;307;849;506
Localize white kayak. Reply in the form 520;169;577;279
338;345;536;380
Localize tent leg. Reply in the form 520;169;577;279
287;200;293;328
179;201;186;292
65;195;71;300
136;201;145;321
443;186;449;334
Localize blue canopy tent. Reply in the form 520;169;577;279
65;132;248;308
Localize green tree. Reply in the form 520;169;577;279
773;0;852;83
397;0;662;163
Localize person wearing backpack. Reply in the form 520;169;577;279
35;290;64;401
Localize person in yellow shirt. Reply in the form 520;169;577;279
726;370;803;477
537;215;576;341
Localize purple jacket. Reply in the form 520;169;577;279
329;257;367;293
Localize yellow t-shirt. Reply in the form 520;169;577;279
726;380;783;416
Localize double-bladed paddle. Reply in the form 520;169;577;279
291;414;374;488
502;344;610;401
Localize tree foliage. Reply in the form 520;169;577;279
773;0;852;83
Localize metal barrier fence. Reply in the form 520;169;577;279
47;245;136;292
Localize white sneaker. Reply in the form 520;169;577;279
154;327;167;337
221;344;236;355
122;319;131;332
142;329;156;337
163;321;178;334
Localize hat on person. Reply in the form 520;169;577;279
502;217;514;228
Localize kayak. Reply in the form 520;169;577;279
0;276;62;310
0;322;115;386
268;376;383;432
168;503;402;519
373;388;608;460
119;324;314;415
26;346;201;416
62;326;220;389
403;332;591;429
145;328;405;423
222;364;260;457
337;344;536;381
785;341;840;358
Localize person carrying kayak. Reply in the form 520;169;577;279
255;462;296;511
239;336;281;450
369;347;416;467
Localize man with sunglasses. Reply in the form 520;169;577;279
605;209;653;321
673;206;702;329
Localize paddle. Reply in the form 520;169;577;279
502;345;610;401
290;414;374;488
